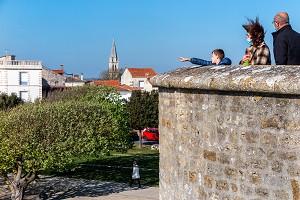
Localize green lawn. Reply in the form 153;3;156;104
49;146;159;186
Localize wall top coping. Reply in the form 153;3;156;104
150;65;300;95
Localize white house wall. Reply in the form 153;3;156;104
0;60;42;102
121;69;154;92
121;69;133;86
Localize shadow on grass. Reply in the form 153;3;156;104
24;176;145;200
50;152;159;187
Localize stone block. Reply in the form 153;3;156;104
216;180;229;191
189;171;197;183
204;150;217;161
273;189;289;200
271;160;283;173
241;131;259;143
231;183;238;192
261;132;277;147
291;179;300;200
204;175;213;188
255;187;269;197
250;159;269;170
248;171;262;185
240;184;253;195
278;151;297;161
260;117;282;129
288;164;300;177
224;167;238;179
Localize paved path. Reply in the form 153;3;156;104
0;176;159;200
66;187;158;200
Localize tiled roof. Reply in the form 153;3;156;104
127;68;156;78
65;77;86;82
115;84;140;91
91;80;140;91
52;69;64;74
93;80;120;86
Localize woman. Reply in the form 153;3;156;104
240;17;271;66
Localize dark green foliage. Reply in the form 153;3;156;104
0;85;132;199
126;90;159;129
0;92;23;110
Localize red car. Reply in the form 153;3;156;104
142;128;159;141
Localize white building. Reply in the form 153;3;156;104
121;68;157;92
0;55;42;102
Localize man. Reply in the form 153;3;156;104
179;49;232;66
272;12;300;65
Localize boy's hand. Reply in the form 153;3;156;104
179;57;190;62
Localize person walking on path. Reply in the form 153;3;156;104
240;17;271;66
179;49;232;66
130;161;141;188
272;12;300;65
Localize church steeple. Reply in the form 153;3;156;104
109;38;119;73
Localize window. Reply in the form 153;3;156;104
20;72;28;85
139;81;144;88
20;91;28;101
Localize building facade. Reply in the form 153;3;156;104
121;68;157;92
0;55;42;102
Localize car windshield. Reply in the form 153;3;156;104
147;129;159;133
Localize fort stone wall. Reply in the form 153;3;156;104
151;65;300;200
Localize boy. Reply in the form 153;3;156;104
179;49;231;66
130;161;141;188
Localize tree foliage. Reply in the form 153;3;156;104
0;85;131;200
0;93;23;110
99;68;125;81
126;90;159;130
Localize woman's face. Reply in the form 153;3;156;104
246;33;251;39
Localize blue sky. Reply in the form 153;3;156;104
0;0;300;78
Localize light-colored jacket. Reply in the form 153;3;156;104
132;165;140;179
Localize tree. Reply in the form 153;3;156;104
0;92;23;110
0;85;132;200
125;90;159;147
99;68;125;81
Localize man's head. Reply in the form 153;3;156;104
273;12;289;31
211;49;224;64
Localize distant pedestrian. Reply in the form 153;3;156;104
130;161;141;188
179;49;232;66
272;12;300;65
240;17;271;66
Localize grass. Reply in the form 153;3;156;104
48;146;159;186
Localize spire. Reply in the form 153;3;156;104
110;38;118;62
108;38;119;78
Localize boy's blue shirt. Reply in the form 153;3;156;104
190;57;232;66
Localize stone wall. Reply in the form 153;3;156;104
151;65;300;200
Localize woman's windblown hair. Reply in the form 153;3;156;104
242;17;265;47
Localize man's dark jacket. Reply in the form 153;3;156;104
272;25;300;65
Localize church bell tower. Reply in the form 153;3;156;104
108;39;119;79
